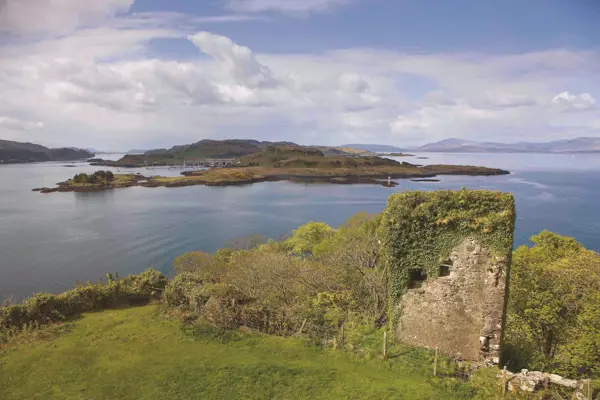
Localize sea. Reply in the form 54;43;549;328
1;152;600;300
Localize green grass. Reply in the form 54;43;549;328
0;305;474;400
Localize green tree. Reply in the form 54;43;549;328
285;222;335;255
504;231;600;377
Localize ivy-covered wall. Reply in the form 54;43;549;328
378;189;515;361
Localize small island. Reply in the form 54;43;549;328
34;145;509;193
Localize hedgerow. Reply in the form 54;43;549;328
0;269;166;342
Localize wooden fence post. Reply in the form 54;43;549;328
297;318;307;336
588;379;593;400
433;347;439;376
383;331;387;359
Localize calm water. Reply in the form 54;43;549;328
1;152;600;300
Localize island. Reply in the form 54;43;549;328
34;145;509;193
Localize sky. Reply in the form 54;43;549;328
0;0;599;150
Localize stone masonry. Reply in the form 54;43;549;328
394;238;508;363
378;190;515;364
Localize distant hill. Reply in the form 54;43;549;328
127;149;149;154
105;140;372;167
143;139;298;159
342;144;406;153
0;140;94;164
419;137;600;153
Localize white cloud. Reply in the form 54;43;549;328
551;91;596;110
226;0;349;14
0;5;599;149
0;0;134;35
188;32;279;89
0;116;44;131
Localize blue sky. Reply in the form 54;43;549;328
136;0;600;54
0;0;598;149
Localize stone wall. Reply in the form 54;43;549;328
377;190;515;363
395;238;508;362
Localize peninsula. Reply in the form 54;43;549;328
34;145;509;193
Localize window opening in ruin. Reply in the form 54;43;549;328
408;269;427;289
439;264;451;277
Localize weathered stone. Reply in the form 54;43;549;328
393;238;508;362
378;190;515;363
507;371;548;392
547;373;579;389
573;391;587;400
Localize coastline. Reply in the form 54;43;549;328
32;164;510;193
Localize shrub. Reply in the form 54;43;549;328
165;213;386;345
0;269;167;339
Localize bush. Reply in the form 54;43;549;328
0;269;167;340
164;213;386;345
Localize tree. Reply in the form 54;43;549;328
285;222;335;255
504;231;600;377
72;173;90;184
313;213;386;324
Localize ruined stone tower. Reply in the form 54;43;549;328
378;190;515;363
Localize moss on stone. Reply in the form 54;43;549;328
377;189;516;328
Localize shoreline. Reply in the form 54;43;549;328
32;165;510;193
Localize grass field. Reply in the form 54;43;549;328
0;305;477;400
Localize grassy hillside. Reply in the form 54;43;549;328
0;305;473;400
100;142;374;167
0;139;93;163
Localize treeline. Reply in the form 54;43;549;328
164;217;600;379
72;170;114;184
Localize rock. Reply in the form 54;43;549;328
508;370;548;392
573;391;587;400
547;374;579;389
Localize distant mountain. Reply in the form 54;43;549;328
342;144;406;153
127;149;149;154
0;140;94;164
419;137;600;153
